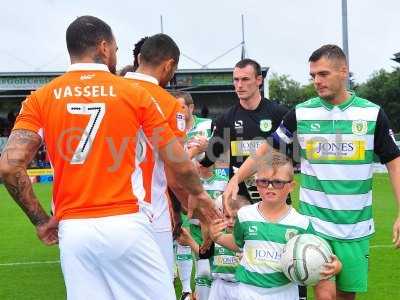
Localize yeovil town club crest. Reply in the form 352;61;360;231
285;229;298;241
352;120;368;135
260;119;272;132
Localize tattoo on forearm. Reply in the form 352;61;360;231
4;169;49;225
3;130;42;165
0;130;48;226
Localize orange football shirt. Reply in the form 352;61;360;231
124;73;185;230
14;64;175;221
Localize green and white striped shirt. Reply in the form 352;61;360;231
186;115;213;141
211;243;239;282
190;172;228;226
271;94;400;240
233;203;312;289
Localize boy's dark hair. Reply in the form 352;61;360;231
235;58;262;76
139;33;180;67
309;44;347;63
66;15;114;57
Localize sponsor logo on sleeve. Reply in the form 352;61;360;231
176;113;186;131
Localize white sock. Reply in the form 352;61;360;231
195;259;212;300
176;244;193;293
196;258;211;277
195;277;211;300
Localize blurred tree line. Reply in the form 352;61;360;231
268;68;400;132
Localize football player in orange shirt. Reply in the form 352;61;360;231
0;15;219;300
124;33;188;280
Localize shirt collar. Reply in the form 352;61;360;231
319;92;356;111
188;115;198;132
124;72;159;85
67;63;110;72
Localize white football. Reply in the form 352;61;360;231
280;234;333;286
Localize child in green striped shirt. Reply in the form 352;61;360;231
210;152;341;300
178;194;251;300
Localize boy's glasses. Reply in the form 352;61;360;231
255;178;292;189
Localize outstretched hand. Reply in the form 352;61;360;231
187;191;222;226
176;227;193;247
223;176;239;216
209;219;227;242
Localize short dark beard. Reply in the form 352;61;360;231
320;94;335;102
92;54;116;74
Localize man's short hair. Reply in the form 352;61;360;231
309;44;347;63
66;15;114;57
139;34;180;67
170;90;194;106
235;58;262;76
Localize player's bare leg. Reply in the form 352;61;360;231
314;279;335;300
337;290;355;300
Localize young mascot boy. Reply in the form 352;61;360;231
210;152;342;300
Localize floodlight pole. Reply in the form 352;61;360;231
241;14;246;59
160;15;164;33
342;0;350;88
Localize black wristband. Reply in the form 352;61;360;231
199;242;215;259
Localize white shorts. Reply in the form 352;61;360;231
153;230;174;280
209;278;239;300
58;213;175;300
237;282;299;300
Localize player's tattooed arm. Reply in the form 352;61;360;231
0;129;49;226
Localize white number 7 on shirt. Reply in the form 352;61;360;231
67;103;106;164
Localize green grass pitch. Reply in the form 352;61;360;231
0;174;399;299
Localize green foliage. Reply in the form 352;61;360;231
268;73;316;108
355;68;400;132
298;82;317;101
